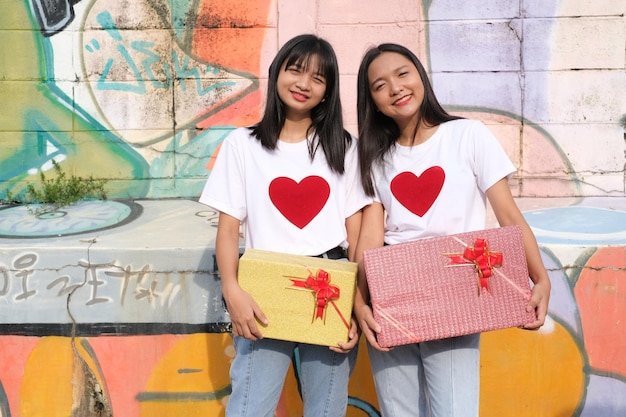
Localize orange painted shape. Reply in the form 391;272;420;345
480;323;584;417
0;336;40;417
575;246;626;378
196;89;262;130
205;142;223;171
193;0;272;74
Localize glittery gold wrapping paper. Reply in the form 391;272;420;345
237;249;358;347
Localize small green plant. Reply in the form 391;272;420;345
22;160;108;215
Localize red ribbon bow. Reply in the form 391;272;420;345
447;238;503;292
289;269;349;328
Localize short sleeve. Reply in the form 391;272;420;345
199;129;247;221
470;121;517;192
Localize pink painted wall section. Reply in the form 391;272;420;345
0;0;625;416
2;0;623;199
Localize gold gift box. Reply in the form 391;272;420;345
237;249;358;347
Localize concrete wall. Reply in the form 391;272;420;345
0;0;625;416
2;0;624;199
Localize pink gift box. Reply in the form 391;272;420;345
363;226;536;348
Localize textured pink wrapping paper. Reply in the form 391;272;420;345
363;226;536;348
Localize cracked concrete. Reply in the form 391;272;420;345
71;341;113;417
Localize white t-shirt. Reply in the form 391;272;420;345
372;119;516;244
199;127;371;256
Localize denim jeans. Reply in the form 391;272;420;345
367;333;480;417
225;336;357;417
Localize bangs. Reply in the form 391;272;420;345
283;45;334;80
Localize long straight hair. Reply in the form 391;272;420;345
250;34;351;174
356;43;462;195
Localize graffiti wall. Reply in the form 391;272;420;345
0;0;625;416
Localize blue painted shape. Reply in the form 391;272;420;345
540;251;581;335
523;207;626;245
580;374;626;417
0;200;141;238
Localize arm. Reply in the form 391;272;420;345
332;209;364;353
485;178;551;329
352;202;390;351
345;209;363;262
216;212;268;340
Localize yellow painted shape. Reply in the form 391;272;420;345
139;333;233;416
20;337;74;417
136;333;377;417
480;322;584;416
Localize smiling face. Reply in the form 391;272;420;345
276;54;327;119
367;51;425;126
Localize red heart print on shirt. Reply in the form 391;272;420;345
390;166;445;217
269;176;330;229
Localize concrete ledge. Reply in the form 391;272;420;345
0;199;230;334
2;196;624;333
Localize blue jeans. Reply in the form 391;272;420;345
226;336;357;417
368;333;480;417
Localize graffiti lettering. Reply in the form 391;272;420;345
89;10;235;96
78;260;115;306
0;265;8;296
47;275;82;296
134;41;170;90
1;251;186;309
105;263;155;305
14;253;37;301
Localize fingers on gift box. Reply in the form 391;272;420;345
237;249;358;347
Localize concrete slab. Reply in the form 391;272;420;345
2;196;625;336
0;199;231;334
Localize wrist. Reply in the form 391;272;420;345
220;279;241;297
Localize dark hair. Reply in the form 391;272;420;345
357;43;462;195
250;34;351;174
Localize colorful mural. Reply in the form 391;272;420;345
1;0;265;200
1;0;625;416
1;199;625;416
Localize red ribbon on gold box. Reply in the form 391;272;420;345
237;249;357;347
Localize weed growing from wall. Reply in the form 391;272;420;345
4;160;108;215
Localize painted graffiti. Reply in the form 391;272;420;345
88;10;235;97
1;251;196;314
30;0;76;36
1;0;625;415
